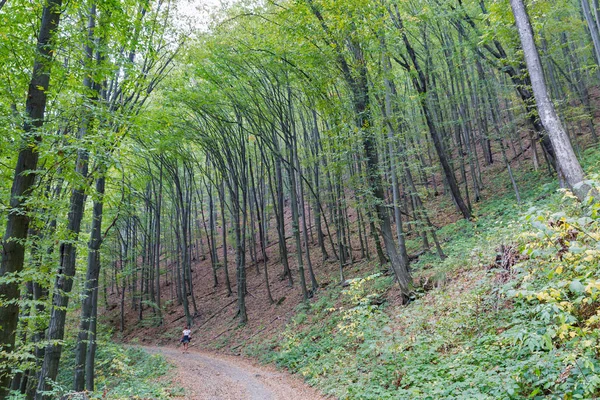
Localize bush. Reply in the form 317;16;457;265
8;328;182;399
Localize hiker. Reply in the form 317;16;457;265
181;326;192;353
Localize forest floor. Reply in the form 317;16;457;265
142;345;326;399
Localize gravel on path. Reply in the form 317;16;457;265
143;346;328;400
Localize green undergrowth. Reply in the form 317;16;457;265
246;149;600;399
8;327;182;399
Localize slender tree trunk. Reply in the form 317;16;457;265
154;164;163;324
204;181;219;287
381;55;410;269
219;181;232;296
250;154;273;303
298;158;318;292
233;181;248;324
199;187;217;285
582;0;600;70
73;173;105;391
383;71;405;247
273;132;293;286
310;111;329;261
287;133;309;301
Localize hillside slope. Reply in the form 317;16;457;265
246;148;600;399
104;146;600;399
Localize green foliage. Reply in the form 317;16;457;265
7;339;180;399
50;331;180;399
258;273;393;398
504;184;600;397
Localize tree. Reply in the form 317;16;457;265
303;0;414;301
0;0;64;393
509;0;592;200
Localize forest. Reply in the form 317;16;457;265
1;0;600;398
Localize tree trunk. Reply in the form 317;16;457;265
219;181;232;296
510;0;590;199
250;153;273;303
582;0;600;71
85;286;98;391
36;158;90;396
287;133;309;302
0;1;63;392
273;132;293;286
37;22;98;393
73;174;105;391
387;5;471;219
154;164;163;325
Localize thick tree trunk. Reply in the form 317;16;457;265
73;5;102;388
37;38;98;395
36;156;90;397
510;0;590;199
352;46;413;300
84;286;98;391
0;1;63;393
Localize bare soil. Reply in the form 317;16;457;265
143;345;326;400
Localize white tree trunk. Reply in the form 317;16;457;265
510;0;592;200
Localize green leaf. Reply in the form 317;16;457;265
569;280;585;294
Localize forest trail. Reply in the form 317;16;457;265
143;346;326;400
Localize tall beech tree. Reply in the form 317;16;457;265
303;0;414;301
0;0;64;393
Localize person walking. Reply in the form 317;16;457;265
181;326;192;353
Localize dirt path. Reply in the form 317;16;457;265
143;346;327;400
